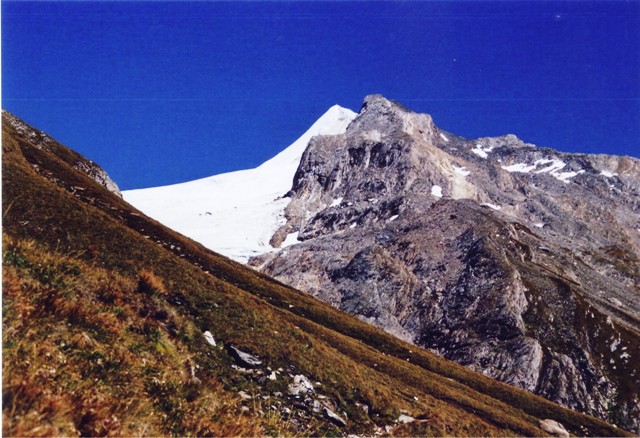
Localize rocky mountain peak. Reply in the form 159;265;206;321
348;94;436;142
253;96;640;432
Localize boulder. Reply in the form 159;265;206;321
203;330;216;346
288;374;314;396
397;414;415;423
539;419;569;437
227;345;262;368
324;407;347;427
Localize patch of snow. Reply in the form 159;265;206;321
388;214;399;222
281;232;300;248
349;222;357;229
330;197;343;207
481;203;502;211
535;159;584;182
501;158;583;183
203;331;216;347
439;132;449;142
452;164;471;176
554;169;585;183
431;185;443;198
535;159;566;174
533;222;545;228
471;143;494;159
501;162;538;173
621;352;630;359
123;105;357;263
600;170;618;178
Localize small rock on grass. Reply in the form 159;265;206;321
203;331;216;346
324;407;347;427
227;345;262;368
539;419;569;437
288;374;314;395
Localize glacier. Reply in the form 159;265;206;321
123;105;356;263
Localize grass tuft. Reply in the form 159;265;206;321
138;269;167;296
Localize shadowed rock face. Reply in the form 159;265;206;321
251;95;640;432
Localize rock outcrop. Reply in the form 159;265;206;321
2;110;122;196
251;95;640;432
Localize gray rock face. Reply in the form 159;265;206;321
251;95;640;432
2;110;122;197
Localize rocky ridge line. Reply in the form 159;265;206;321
3;110;122;196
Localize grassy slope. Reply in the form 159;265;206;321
2;116;632;437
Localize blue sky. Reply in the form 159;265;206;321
3;1;639;190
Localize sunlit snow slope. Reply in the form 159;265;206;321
123;105;357;262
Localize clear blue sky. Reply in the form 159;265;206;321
3;1;639;190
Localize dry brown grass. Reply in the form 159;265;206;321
138;269;167;296
2;236;263;437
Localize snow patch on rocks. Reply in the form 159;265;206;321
481;203;502;211
452;164;471;176
281;232;300;248
472;143;494;159
501;158;585;183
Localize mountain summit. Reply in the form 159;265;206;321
125;95;640;432
124;105;356;262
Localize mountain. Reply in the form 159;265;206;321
7;111;634;436
124;95;640;433
124;105;356;263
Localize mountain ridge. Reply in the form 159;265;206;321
126;94;638;432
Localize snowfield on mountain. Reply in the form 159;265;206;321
124;105;356;263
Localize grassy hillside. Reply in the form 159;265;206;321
2;113;632;436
